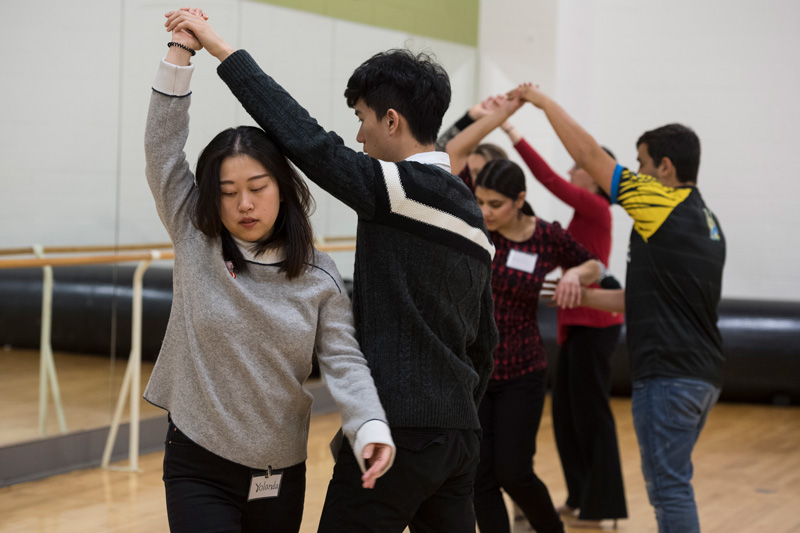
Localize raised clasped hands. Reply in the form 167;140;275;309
468;94;503;119
165;7;234;61
472;92;523;120
499;90;523;116
169;7;206;51
512;82;549;109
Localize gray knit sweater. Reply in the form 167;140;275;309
143;66;388;470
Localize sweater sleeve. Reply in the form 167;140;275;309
547;221;596;270
466;275;498;405
217;50;379;220
515;139;608;218
144;60;199;242
312;256;395;469
435;111;475;152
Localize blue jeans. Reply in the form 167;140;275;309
632;377;720;533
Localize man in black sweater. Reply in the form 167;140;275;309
166;10;498;532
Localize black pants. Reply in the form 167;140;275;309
163;420;306;533
318;427;481;533
551;324;627;520
474;370;564;533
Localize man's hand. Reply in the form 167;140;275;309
360;442;393;489
165;8;235;61
553;268;583;309
170;8;206;51
515;82;549;109
498;91;523;116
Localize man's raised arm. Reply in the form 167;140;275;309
515;83;617;196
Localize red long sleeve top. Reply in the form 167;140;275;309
514;139;624;344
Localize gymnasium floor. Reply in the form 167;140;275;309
1;394;799;532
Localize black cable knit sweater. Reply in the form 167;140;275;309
218;50;498;430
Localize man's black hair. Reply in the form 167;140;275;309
345;49;451;145
637;123;701;184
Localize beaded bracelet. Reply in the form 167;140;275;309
168;41;196;56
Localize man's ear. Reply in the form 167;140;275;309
385;108;400;135
659;156;677;183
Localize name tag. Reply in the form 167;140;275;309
506;249;537;273
248;470;283;501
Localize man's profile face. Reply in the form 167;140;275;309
637;143;660;181
354;98;390;160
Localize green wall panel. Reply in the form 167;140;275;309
253;0;478;46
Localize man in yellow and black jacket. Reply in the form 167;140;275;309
517;83;725;533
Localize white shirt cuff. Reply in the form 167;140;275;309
352;420;395;476
153;58;194;96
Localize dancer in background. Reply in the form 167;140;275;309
472;158;602;533
440;96;627;525
519;82;725;533
498;122;627;527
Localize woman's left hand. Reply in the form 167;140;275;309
360;443;394;489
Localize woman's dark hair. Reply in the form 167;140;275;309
193;126;315;279
472;143;508;163
475;159;535;216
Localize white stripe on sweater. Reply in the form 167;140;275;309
379;160;496;260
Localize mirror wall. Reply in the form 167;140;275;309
0;0;478;454
0;1;129;447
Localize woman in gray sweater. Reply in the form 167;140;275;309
144;22;394;533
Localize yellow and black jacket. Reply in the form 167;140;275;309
611;166;726;386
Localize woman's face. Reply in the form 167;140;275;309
468;154;488;182
474;186;523;232
568;164;598;193
218;155;282;242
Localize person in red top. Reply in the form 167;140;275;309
440;99;627;527
473;158;601;533
505;125;628;527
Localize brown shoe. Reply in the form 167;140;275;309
555;504;578;516
569;519;602;529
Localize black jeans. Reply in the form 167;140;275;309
551;325;627;520
474;369;564;533
318;427;481;533
163;420;306;533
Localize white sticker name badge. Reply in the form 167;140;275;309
248;469;283;501
506;249;537;273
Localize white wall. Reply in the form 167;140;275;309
477;0;800;301
0;0;478;281
2;0;798;300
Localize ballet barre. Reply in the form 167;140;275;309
0;238;356;471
